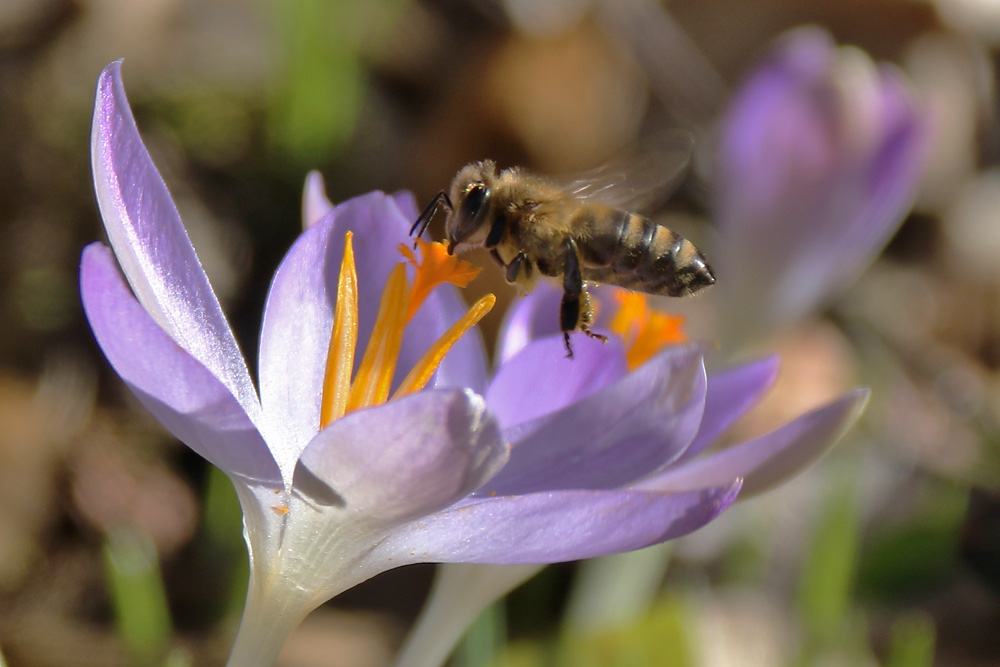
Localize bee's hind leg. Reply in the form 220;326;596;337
561;239;607;359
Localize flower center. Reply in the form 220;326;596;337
319;235;494;428
607;291;687;370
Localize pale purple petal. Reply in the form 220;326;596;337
297;390;508;523
485;334;628;428
495;283;626;363
371;482;741;565
637;389;869;495
495;283;563;363
679;355;780;463
478;345;706;496
91;61;260;423
390;190;420;221
81;244;279;483
257;213;341;473
302;171;334;229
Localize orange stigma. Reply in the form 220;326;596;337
399;238;482;321
608;291;687;370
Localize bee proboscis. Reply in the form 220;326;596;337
410;131;715;357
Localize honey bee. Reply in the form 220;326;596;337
410;131;715;357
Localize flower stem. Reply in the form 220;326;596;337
393;564;541;667
226;575;314;667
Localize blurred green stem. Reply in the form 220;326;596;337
794;460;862;663
103;526;173;666
564;542;673;631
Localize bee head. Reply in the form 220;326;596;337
446;160;496;254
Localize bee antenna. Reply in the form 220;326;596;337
410;191;452;247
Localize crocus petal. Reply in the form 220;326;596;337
371;482;741;565
390;190;420;221
302;171;335;229
297;389;508;523
678;355;780;463
495;282;564;363
81;244;279;483
257;212;342;475
637;389;869;496
485;334;628;428
479;345;706;496
92;61;261;425
495;283;629;364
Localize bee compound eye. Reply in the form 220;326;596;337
452;183;490;245
461;183;487;218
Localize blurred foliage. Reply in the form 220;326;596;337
455;601;506;667
856;480;966;603
885;610;936;667
557;598;695;667
491;596;693;667
266;0;408;165
796;464;862;657
202;465;250;617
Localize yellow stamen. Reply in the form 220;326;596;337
400;239;482;321
609;291;687;370
392;294;497;399
346;263;410;412
320;233;359;428
317;233;493;426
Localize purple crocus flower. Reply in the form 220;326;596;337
83;62;758;665
712;27;925;343
395;281;869;667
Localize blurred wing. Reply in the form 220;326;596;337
557;129;695;213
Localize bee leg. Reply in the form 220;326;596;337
506;252;529;283
489;248;505;268
485;213;506;249
561;239;607;358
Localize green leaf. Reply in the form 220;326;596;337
885;610;936;667
558;596;694;667
103;527;173;665
796;467;861;653
455;600;507;667
202;465;249;615
856;481;964;601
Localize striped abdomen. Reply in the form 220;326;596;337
576;208;715;297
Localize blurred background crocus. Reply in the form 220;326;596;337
708;27;926;347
